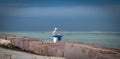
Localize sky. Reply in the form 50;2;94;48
0;0;120;32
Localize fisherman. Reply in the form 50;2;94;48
52;27;63;43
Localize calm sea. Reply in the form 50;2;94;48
0;32;120;49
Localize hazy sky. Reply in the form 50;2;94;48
0;0;120;32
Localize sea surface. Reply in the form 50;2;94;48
0;32;120;49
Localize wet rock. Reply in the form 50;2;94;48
0;47;66;59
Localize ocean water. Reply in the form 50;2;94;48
0;32;120;49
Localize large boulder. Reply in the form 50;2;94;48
0;39;11;46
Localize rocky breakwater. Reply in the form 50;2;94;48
0;34;120;59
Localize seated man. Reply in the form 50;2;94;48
52;27;63;43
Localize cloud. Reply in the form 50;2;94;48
0;6;108;18
0;3;120;20
103;5;120;18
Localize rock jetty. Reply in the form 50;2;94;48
0;34;120;59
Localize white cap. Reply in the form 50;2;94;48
54;27;58;31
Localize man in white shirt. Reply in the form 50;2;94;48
52;27;63;43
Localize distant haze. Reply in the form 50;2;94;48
0;0;120;32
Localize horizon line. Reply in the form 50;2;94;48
0;31;120;33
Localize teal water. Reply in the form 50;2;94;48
0;32;120;49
